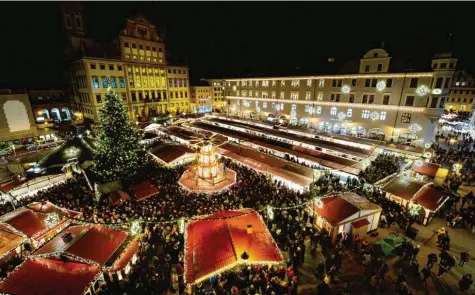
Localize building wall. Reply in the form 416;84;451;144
445;88;475;112
68;14;191;123
190;86;212;113
223;49;455;145
0;92;38;143
205;79;225;111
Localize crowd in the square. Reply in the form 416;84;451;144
1;121;475;294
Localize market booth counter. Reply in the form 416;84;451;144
184;209;284;284
382;176;449;225
308;192;382;243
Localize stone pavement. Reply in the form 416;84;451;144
290;213;475;295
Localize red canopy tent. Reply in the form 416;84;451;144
185;209;283;284
34;224;136;272
0;201;81;247
0;258;100;295
130;181;159;201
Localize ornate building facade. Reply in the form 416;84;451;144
66;13;191;122
223;49;456;145
445;71;475;112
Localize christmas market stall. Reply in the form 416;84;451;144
308;192;382;243
32;224;139;283
0;224;27;265
411;161;442;183
381;176;449;225
108;190;131;206
0;258;101;295
149;143;195;167
217;142;314;192
184;209;284;284
0;201;81;249
130;181;159;201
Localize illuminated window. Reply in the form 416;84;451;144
249;90;253;97
255;92;259;98
262;92;268;98
242;81;247;87
290;92;299;100
362;110;370;119
236;90;240;96
347;109;352;117
272;81;276;87
317;106;322;114
305;92;311;100
319;79;324;87
110;77;117;88
271;92;276;99
102;77;108;88
401;113;411;123
331;107;337;115
281;80;285;87
317;92;323;101
280;103;284;110
255;81;259;87
263;102;267;108
291;80;300;87
307;80;312;87
280;91;285;99
262;80;269;87
92;76;99;89
380;111;387;120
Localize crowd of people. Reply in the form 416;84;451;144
359;153;404;184
1;120;475;294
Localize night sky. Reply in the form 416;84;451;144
0;2;474;89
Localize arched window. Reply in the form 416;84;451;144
368;128;386;141
397;133;417;144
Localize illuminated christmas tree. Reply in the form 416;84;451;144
93;87;145;182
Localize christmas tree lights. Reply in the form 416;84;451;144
93;87;146;182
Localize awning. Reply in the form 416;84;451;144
130;181;159;201
185;209;283;284
351;218;370;229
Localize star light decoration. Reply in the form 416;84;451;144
130;220;141;236
45;213;60;228
256;107;261;113
65;147;80;158
370;111;380;121
432;88;442;95
275;104;281;111
415;85;429;96
178;218;185;234
314;198;323;209
376;80;386;91
267;206;274;220
337;112;346;121
232;85;237;91
409;203;422;217
452;163;462;173
409;124;422;134
341;85;351;94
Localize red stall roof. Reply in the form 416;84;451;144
412;187;448;212
130;181;159;201
0;224;26;259
382;177;424;201
0;258;100;295
308;196;360;225
413;162;440;178
0;202;80;239
35;224;130;267
185;209;283;284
